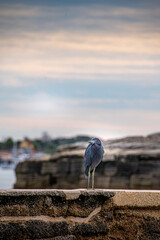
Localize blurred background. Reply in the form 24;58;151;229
0;0;160;189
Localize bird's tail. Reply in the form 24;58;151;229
84;166;89;178
84;166;93;178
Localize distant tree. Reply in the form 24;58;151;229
4;137;14;150
17;141;21;148
32;140;42;151
0;142;3;150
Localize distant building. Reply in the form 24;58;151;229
19;138;35;155
41;131;52;142
0;150;12;163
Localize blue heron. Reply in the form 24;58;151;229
84;137;104;189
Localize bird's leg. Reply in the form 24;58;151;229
92;168;95;190
88;167;91;189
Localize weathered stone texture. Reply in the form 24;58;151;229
14;134;160;190
0;189;159;240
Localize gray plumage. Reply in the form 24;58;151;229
84;137;104;189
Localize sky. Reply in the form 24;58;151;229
0;0;160;140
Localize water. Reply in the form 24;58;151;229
0;167;16;189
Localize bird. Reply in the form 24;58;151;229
84;137;104;189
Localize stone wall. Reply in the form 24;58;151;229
14;147;160;189
0;189;160;240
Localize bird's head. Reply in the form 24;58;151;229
88;137;102;146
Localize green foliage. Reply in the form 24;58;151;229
32;140;57;154
0;135;90;153
0;142;3;150
4;137;14;150
31;135;90;154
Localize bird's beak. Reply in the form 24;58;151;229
88;140;96;145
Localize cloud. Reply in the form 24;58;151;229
1;4;160;30
0;6;41;18
0;2;160;139
0;77;26;87
2;90;160;115
1;30;160;86
2;93;59;115
0;108;160;139
1;4;160;87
